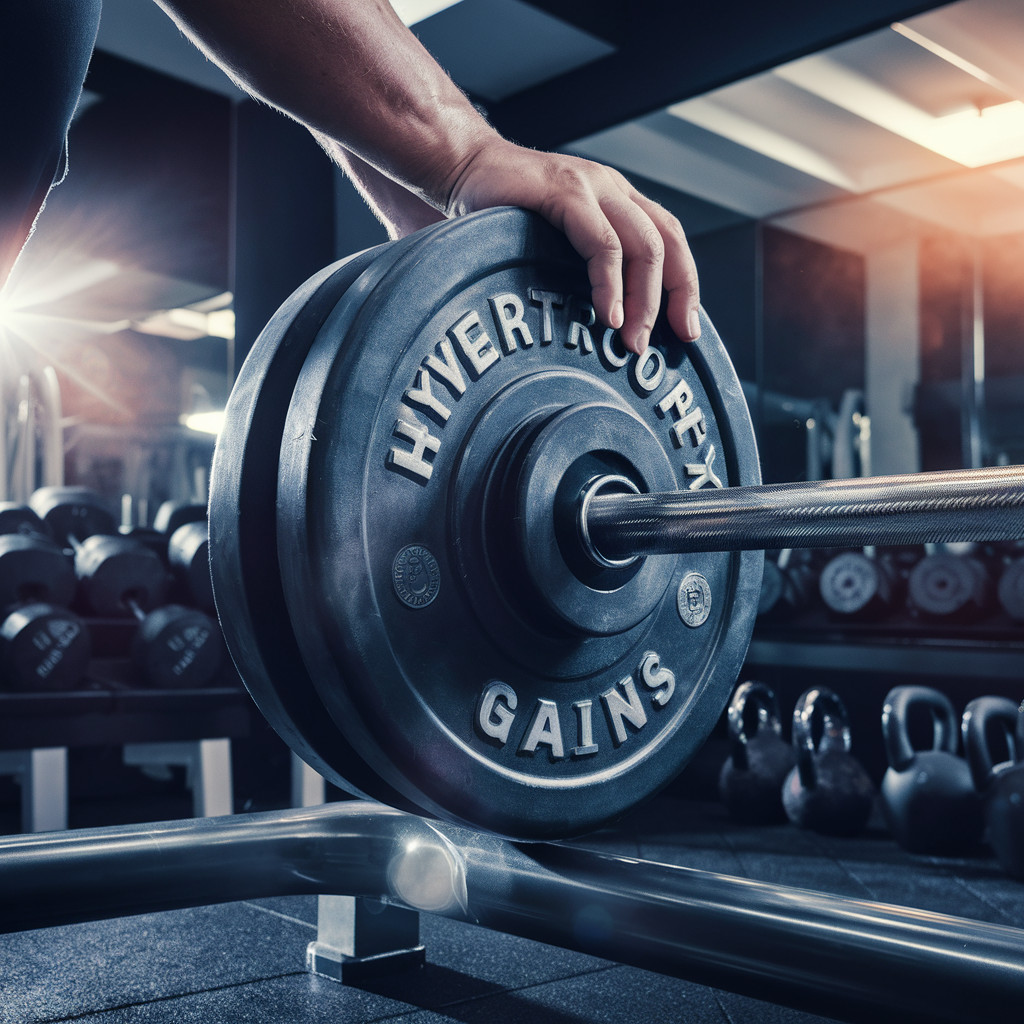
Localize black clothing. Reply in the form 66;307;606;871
0;0;102;285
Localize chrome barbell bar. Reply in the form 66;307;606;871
584;464;1024;561
1;802;1022;1024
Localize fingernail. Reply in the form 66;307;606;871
687;309;701;341
635;331;649;355
611;301;624;329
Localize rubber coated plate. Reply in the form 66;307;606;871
210;240;423;806
277;208;762;840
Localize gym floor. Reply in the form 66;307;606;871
3;795;1021;1024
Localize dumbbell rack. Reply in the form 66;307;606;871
1;800;1021;1024
0;672;253;831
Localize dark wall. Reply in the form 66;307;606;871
80;52;231;290
983;233;1024;380
761;226;865;406
690;222;759;384
334;172;390;259
232;101;336;373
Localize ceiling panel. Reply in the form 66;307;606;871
567;0;1024;248
572;115;847;218
905;0;1024;98
670;73;957;192
412;0;615;102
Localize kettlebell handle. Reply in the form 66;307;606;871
726;681;784;771
792;687;852;791
962;696;1021;793
882;686;958;773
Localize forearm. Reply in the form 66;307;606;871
155;0;703;352
317;137;446;237
155;0;497;213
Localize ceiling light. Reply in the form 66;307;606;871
389;0;462;26
775;55;1024;169
181;410;225;435
133;305;235;341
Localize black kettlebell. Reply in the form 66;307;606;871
782;686;874;836
718;681;796;824
880;686;983;854
963;695;1024;879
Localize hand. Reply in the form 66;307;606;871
444;139;701;354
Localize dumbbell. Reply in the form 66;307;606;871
30;487;166;616
757;549;815;619
718;681;795;824
167;520;214;614
119;499;208;568
0;517;90;692
782;686;875;836
963;696;1024;879
880;686;983;855
129;602;224;689
907;546;992;622
30;487;223;688
152;500;207;537
819;549;899;620
0;502;51;538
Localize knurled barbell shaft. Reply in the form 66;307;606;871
585;465;1024;559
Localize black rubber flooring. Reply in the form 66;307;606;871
2;797;1021;1024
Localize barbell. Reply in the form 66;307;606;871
209;207;1024;840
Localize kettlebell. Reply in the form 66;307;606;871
880;686;983;854
963;695;1024;879
782;686;874;836
718;681;796;824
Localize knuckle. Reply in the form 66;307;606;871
636;226;665;266
552;161;591;197
662;213;686;241
597;227;623;262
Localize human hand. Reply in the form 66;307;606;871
444;139;700;354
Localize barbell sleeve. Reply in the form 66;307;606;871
584;465;1024;559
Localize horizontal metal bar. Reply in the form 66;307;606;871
1;802;1022;1023
586;465;1024;558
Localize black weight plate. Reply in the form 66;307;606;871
210;240;422;805
277;207;762;840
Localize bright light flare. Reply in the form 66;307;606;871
180;410;225;435
924;99;1024;168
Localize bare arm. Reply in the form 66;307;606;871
155;0;700;351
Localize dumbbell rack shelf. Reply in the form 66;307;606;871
0;684;253;750
749;626;1024;682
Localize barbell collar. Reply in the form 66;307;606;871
585;465;1024;560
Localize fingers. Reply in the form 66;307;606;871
602;194;666;355
448;146;700;351
553;200;626;333
555;166;700;354
633;193;701;346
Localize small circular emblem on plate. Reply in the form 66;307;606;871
392;545;441;609
677;572;712;628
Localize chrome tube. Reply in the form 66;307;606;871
1;802;1022;1023
38;365;64;487
586;465;1024;559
